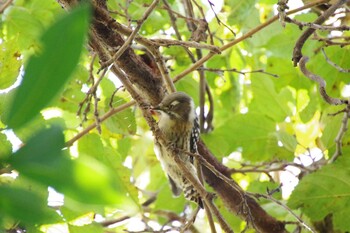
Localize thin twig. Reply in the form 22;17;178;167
0;0;13;14
150;39;220;53
147;46;176;93
286;16;350;31
65;100;136;147
299;56;348;105
190;0;215;44
98;0;160;72
100;216;130;227
179;149;257;230
329;104;350;163
200;67;279;78
314;36;350;46
249;192;316;233
230;161;315;175
321;48;350;73
93;91;101;133
292;0;348;66
162;0;196;62
206;0;236;36
90;68;108;133
173;0;330;82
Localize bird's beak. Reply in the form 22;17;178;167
150;106;162;115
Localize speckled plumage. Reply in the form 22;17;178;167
153;92;202;208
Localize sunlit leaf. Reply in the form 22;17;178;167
5;4;91;129
68;223;104;233
202;112;276;161
288;156;350;231
0;38;21;90
276;130;297;153
104;97;137;135
251;77;293;122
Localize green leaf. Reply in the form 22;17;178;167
299;88;319;123
227;0;259;28
320;107;343;149
276;131;297;153
288;156;350;231
0;133;12;158
104;97;137;135
56;64;89;113
202;112;276;161
265;56;310;90
4;6;44;50
3;0;60;50
5;4;91;129
0;186;59;224
68;223;104;233
0;38;21;90
154;184;186;213
9;126;123;204
9;126;67;178
251;77;293;122
78;133;140;208
264;13;318;59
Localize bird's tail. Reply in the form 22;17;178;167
183;182;203;208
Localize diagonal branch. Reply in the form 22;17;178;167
321;48;350;73
98;0;160;72
65;100;136;147
0;0;14;14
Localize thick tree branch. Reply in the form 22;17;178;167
90;4;166;105
98;0;160;72
197;141;287;233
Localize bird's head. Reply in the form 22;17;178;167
152;92;195;122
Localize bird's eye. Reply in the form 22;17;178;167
169;100;179;110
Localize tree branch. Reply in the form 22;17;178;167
299;56;348;105
98;0;160;72
65;100;136;147
0;0;14;14
329;104;350;163
321;48;350;73
292;0;348;66
173;0;330;83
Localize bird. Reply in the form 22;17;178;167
152;92;203;208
